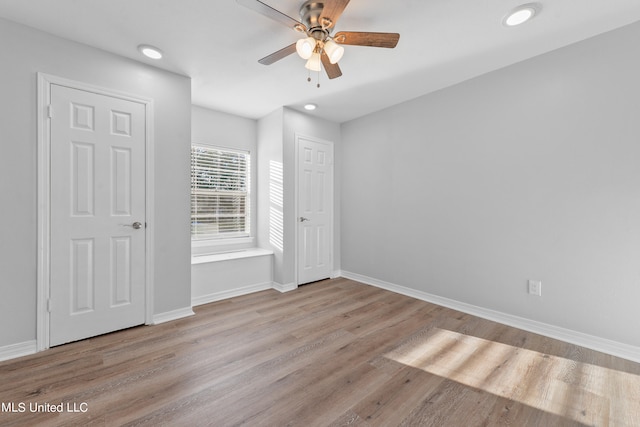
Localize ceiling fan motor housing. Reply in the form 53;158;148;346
300;1;332;41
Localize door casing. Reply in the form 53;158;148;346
36;73;155;351
294;133;335;285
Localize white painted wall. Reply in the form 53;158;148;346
0;18;192;349
190;106;275;302
283;108;341;285
191;250;273;306
257;108;285;284
341;21;640;348
257;108;341;288
191;105;258;253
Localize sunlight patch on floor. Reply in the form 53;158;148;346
384;327;639;426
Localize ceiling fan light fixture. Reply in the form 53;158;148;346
296;37;317;59
503;3;540;26
305;52;322;72
236;0;400;83
137;44;163;59
323;39;345;64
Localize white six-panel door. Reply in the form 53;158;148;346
297;136;333;285
49;84;146;346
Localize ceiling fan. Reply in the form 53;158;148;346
237;0;400;84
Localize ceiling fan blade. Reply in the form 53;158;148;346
320;0;350;28
334;31;400;48
236;0;306;31
258;43;297;65
321;51;342;79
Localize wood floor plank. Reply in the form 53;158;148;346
327;409;371;427
1;278;639;426
351;366;447;425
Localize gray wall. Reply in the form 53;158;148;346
341;21;640;347
0;18;192;347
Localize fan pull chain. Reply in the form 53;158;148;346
306;66;320;88
317;48;322;88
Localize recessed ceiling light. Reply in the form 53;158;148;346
137;44;163;59
304;104;317;111
504;3;540;27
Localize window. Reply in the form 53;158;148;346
191;144;250;240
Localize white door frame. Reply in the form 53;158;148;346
294;133;334;285
36;73;155;351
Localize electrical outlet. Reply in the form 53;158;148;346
528;280;542;296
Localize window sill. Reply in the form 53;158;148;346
191;248;273;265
191;236;255;256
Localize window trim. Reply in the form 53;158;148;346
190;143;251;244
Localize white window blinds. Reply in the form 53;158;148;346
191;145;250;240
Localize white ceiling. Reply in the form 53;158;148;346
1;0;640;123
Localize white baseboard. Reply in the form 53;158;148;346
341;271;640;364
192;282;273;306
272;282;297;293
151;307;195;325
0;340;37;362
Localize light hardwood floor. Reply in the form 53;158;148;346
1;278;639;426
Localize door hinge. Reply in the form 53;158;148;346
47;299;52;313
47;105;53;118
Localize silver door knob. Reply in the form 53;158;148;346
299;217;310;222
120;221;143;229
